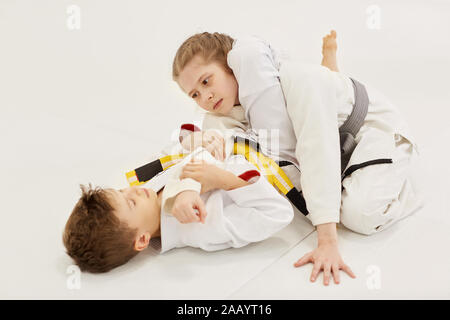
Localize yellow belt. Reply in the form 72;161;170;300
126;138;309;215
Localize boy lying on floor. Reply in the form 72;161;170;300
62;147;294;273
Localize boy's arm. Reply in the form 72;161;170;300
160;150;203;218
166;158;251;225
213;169;250;191
218;165;294;246
162;148;233;223
179;159;249;194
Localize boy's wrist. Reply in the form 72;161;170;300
217;170;249;191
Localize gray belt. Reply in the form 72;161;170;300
339;78;393;182
339;78;369;174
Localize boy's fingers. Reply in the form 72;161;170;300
188;158;201;165
191;209;201;222
211;141;224;160
184;164;201;170
177;211;188;224
195;197;208;223
206;142;222;160
215;148;224;160
179;172;190;179
183;207;198;223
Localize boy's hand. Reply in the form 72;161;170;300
202;130;226;161
180;159;224;194
181;130;226;160
171;190;207;224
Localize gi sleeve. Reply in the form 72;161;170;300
161;147;225;215
221;167;294;246
227;35;297;153
280;63;342;226
160;153;203;215
227;36;285;117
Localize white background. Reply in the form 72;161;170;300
1;0;449;299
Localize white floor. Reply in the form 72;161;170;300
1;0;449;299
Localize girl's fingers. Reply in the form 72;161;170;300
342;264;356;278
310;262;322;282
332;264;341;284
294;253;312;267
323;264;331;285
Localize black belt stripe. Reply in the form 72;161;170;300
135;159;163;183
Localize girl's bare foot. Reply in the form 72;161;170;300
321;30;339;72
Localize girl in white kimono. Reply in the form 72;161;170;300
172;31;424;286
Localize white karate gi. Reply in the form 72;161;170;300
203;35;424;235
154;148;294;253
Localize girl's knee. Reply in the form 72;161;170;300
340;193;398;236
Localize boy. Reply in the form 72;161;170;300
172;31;423;285
63;148;294;273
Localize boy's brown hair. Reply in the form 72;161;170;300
172;32;235;82
62;184;139;273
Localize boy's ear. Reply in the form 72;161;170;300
134;232;151;251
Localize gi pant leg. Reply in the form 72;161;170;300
340;128;424;235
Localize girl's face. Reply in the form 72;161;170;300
177;54;240;115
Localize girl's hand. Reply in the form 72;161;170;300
294;241;356;285
179;159;225;194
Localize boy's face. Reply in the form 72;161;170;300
177;54;240;115
107;186;161;251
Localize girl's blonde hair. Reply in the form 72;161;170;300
172;32;235;82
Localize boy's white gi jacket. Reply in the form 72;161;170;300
148;147;294;253
203;35;420;227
